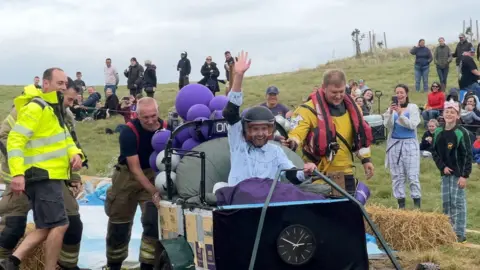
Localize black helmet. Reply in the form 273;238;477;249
241;106;276;145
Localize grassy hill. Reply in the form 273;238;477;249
0;46;479;269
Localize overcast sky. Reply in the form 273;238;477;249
0;0;477;85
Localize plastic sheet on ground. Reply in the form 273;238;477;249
27;202;143;269
366;233;388;260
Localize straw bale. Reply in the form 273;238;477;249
365;204;457;251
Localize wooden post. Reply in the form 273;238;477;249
470;18;474;41
368;31;373;53
372;30;376;54
476;20;479;44
383;32;388;49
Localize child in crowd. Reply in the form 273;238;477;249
472;128;480;164
431;100;472;243
419;119;439;157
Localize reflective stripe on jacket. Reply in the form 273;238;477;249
7;85;84;181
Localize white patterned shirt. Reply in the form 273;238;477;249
226;91;305;186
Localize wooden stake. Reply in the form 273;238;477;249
368;31;372;53
383;32;388;49
476;20;479;44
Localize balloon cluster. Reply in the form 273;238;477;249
149;84;230;196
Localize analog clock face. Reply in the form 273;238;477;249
276;224;316;266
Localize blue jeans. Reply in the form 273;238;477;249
105;85;117;95
421;109;440;127
466;82;480;98
436;66;449;87
414;65;430;92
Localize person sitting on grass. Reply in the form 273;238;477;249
460;94;480;125
355;97;370;116
419;119;439;157
472;128;480;164
421;82;444;128
431;99;472;243
221;50;317;187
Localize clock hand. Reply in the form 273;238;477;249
296;233;305;245
281;238;296;246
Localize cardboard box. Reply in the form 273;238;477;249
184;209;216;270
158;200;184;239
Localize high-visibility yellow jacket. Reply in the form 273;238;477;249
6;85;84;181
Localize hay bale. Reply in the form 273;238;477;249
18;223;45;270
365;204;457;251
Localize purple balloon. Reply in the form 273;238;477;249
210;110;223;120
173;127;191;148
186;104;211;121
149;151;160;172
182;138;201;151
189;117;210;142
151;130;172;152
175;84;214;120
208;95;228;112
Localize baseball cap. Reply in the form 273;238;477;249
266;86;279;95
358;79;365;83
470;47;476;53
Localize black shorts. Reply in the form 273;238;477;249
25;180;69;229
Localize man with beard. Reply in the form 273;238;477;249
177;51;191;90
104;97;166;270
222;51;316;186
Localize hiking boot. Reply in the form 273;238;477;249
397;198;406;209
0;258;19;270
413;198;421;209
457;235;467;243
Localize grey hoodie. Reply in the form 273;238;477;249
434;45;452;68
461;94;480;124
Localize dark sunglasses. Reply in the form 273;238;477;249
206;58;212;61
432;85;440;88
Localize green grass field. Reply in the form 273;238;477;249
1;46;479;269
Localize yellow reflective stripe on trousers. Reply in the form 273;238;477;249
6;115;15;128
11;124;33;138
25;132;70;149
0;169;12;182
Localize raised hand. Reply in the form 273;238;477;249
234;50;252;75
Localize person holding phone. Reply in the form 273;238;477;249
383;84;422;209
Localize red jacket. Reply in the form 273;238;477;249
427;91;445;110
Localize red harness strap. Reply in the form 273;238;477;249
126;122;140;151
307;89;372;158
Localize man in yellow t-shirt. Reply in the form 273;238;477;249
283;69;374;195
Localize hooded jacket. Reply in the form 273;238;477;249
7;85;84;181
143;64;157;88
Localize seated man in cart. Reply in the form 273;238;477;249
283;69;375;196
222;51;317;185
